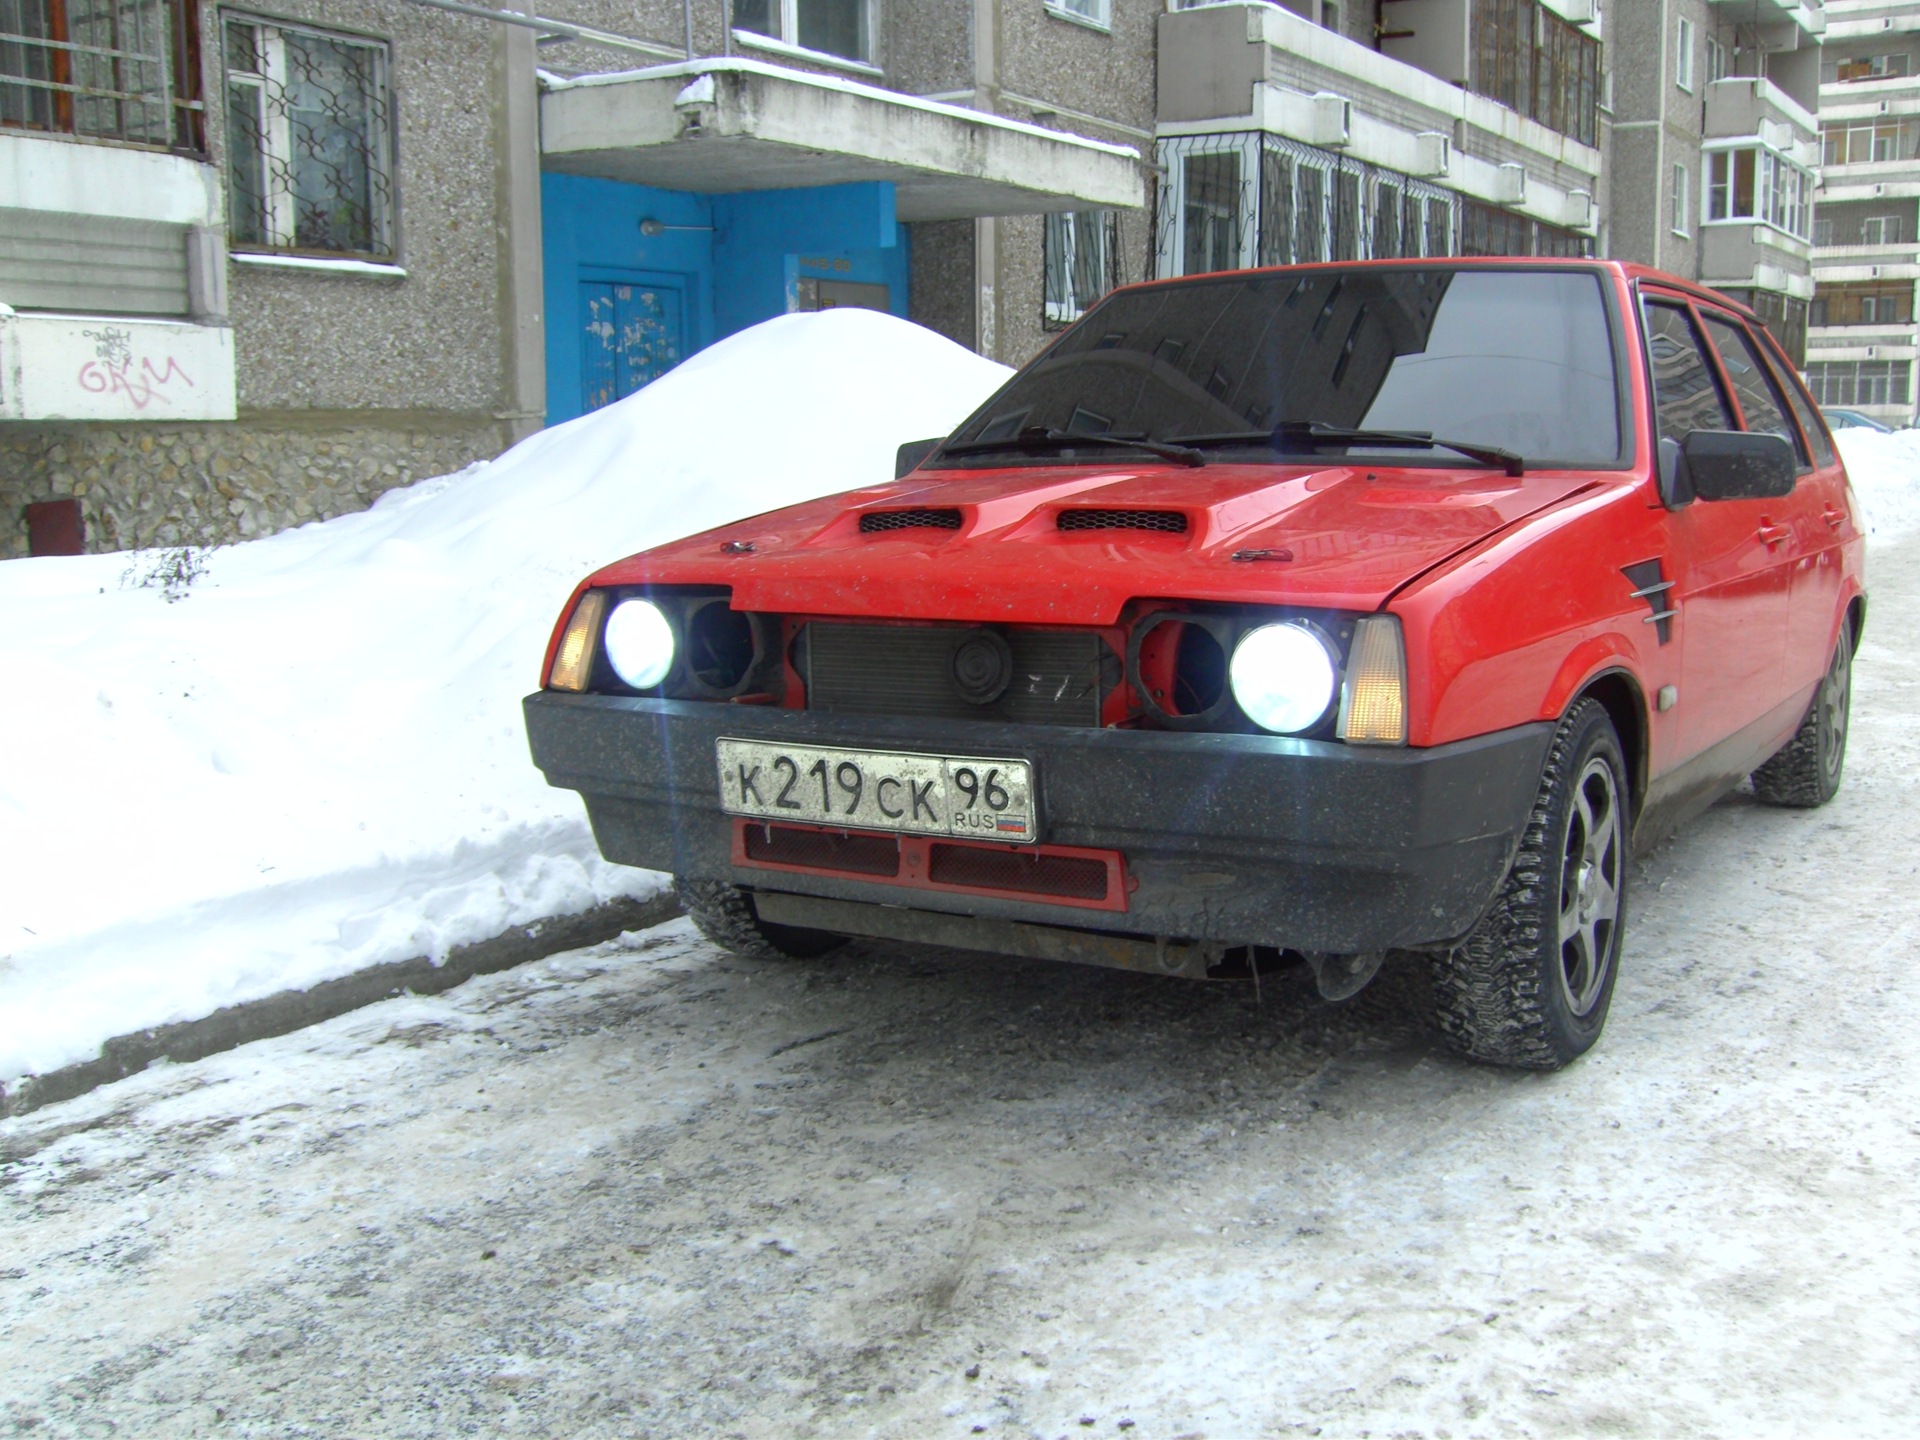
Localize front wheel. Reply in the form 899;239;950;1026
677;879;848;960
1431;698;1629;1070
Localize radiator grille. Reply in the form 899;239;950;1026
741;824;901;876
859;508;963;533
805;624;1106;727
1057;509;1189;533
927;844;1112;901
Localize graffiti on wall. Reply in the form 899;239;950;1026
76;327;198;411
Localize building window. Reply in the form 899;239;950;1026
1705;147;1813;240
1320;1;1340;31
1672;163;1689;236
1043;211;1116;329
224;16;393;259
1676;18;1694;92
1833;52;1913;83
732;0;869;62
0;0;202;148
1805;360;1910;409
1822;117;1920;167
1810;282;1914;328
1471;0;1600;148
1706;34;1727;84
1045;0;1110;28
1181;151;1244;275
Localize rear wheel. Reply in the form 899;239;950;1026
1750;624;1852;809
1431;698;1628;1070
677;878;848;960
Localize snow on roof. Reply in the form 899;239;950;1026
0;310;1010;1080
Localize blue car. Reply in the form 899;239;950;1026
1822;407;1897;433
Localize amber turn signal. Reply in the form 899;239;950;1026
548;589;608;692
1337;615;1408;745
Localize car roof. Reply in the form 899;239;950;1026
1105;257;1763;327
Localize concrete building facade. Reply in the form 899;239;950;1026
1808;0;1920;425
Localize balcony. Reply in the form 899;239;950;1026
1705;77;1819;148
1156;1;1599;235
0;0;203;151
1823;2;1919;42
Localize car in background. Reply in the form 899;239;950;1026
1822;408;1896;433
525;258;1866;1072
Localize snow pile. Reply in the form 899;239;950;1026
0;311;1010;1079
1837;427;1920;542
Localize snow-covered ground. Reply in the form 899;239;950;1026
0;312;1010;1081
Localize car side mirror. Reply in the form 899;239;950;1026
1683;430;1795;501
895;437;942;479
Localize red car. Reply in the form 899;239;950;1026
525;259;1865;1070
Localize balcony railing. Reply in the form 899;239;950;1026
0;0;203;150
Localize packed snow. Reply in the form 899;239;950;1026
0;311;1011;1080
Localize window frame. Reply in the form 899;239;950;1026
1676;17;1695;94
731;0;875;67
1703;143;1814;241
1672;162;1690;237
221;10;396;262
1043;0;1111;32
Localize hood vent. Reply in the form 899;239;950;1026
859;508;964;533
1057;509;1189;534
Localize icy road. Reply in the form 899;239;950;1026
5;549;1919;1439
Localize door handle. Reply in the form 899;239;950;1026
1756;521;1792;547
1823;506;1846;531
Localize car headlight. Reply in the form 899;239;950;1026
1229;622;1338;734
603;598;676;689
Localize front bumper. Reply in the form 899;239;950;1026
523;692;1551;954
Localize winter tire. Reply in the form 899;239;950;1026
1750;623;1853;809
1432;698;1629;1071
677;878;848;960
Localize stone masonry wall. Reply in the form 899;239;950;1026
1;415;509;558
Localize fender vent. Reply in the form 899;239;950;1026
859;508;963;533
1058;509;1189;533
1622;559;1676;645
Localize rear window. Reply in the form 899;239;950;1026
936;266;1627;469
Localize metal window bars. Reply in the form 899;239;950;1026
1151;132;1459;279
0;0;203;149
224;15;394;260
1042;209;1122;331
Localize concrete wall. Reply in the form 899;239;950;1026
1605;0;1712;279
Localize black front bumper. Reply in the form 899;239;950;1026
523;692;1551;954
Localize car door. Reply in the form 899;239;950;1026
1748;328;1855;697
1641;294;1795;765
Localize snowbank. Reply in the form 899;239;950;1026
1837;426;1920;542
0;311;1010;1079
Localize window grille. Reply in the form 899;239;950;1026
1804;360;1911;409
1470;0;1598;148
224;14;394;260
1153;132;1459;278
0;0;202;148
1043;209;1120;330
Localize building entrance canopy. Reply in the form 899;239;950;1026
540;58;1145;222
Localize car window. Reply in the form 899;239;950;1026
936;267;1626;468
1764;346;1838;468
1699;312;1808;466
1642;299;1735;446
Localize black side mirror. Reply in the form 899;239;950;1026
1683;430;1795;501
895;437;942;479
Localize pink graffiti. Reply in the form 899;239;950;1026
76;356;196;409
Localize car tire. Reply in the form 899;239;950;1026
677;878;848;961
1431;698;1629;1071
1750;623;1852;809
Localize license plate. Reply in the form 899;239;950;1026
715;739;1037;844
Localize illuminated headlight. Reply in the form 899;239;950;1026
604;598;676;689
1229;622;1338;734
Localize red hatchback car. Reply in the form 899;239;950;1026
525;259;1866;1070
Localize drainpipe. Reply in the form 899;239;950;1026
684;0;693;56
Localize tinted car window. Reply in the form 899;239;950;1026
1643;300;1735;446
1700;313;1807;465
937;267;1625;468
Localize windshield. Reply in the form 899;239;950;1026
932;266;1626;469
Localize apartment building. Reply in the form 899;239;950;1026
1606;0;1825;365
1;0;1148;556
1808;0;1920;424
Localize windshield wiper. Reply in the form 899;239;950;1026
939;425;1206;468
1172;422;1525;477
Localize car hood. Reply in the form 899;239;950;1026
590;461;1605;624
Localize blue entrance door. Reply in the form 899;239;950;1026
581;276;686;412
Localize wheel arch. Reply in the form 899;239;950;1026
1846;592;1868;649
1572;669;1649;819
